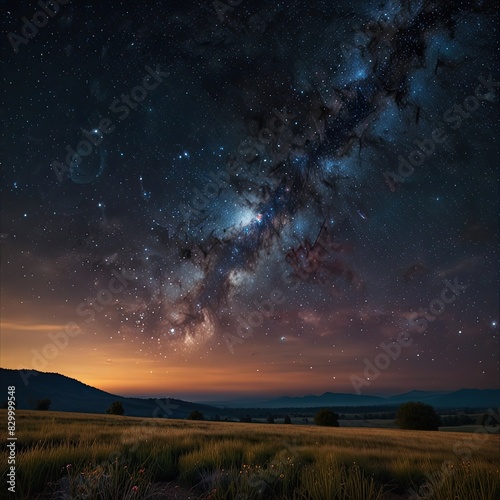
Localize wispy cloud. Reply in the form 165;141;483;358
1;322;65;332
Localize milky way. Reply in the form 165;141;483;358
1;0;498;386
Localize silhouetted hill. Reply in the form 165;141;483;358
433;388;500;408
3;369;497;415
204;388;500;409
387;390;450;405
236;392;387;408
0;368;220;418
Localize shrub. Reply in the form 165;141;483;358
187;410;205;420
314;408;339;427
106;401;124;415
36;399;51;411
395;402;440;431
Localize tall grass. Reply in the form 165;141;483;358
0;410;498;499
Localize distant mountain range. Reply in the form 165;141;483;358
1;369;498;418
204;388;500;409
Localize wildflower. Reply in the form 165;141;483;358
132;486;139;493
66;464;72;471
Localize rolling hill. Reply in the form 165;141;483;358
0;368;219;418
2;369;497;417
204;388;500;409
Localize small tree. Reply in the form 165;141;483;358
188;410;205;420
36;399;51;411
266;415;275;424
395;402;440;431
106;401;124;415
284;415;292;424
314;408;339;427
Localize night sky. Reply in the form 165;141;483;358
1;0;498;402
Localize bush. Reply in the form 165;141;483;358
284;415;292;424
106;401;124;415
314;408;339;427
395;402;440;431
36;399;51;411
188;410;205;420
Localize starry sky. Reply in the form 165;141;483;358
1;0;498;402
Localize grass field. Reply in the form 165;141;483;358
1;410;499;499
